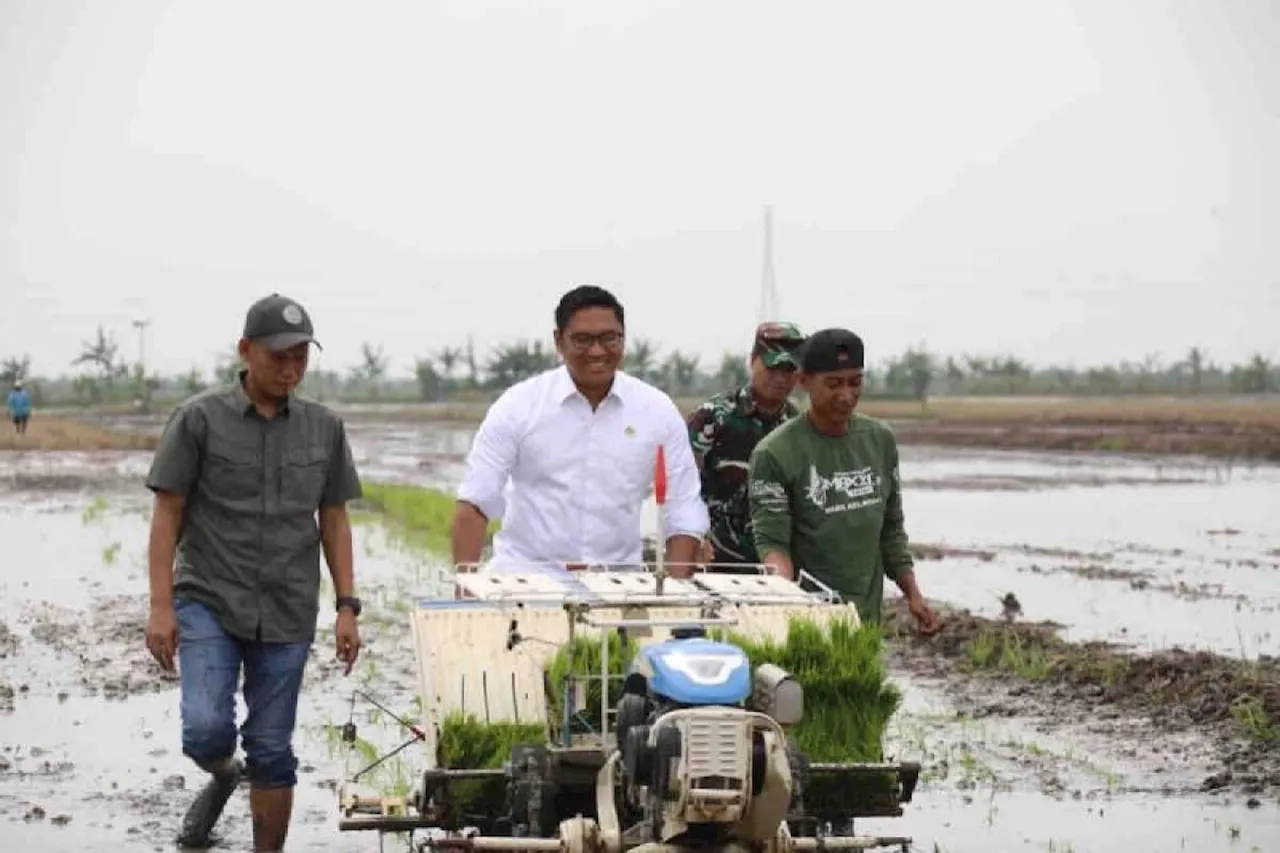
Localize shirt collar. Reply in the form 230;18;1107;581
733;383;793;420
231;369;291;418
553;364;626;407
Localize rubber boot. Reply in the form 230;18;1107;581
176;757;243;848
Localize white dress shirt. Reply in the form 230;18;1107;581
455;365;709;570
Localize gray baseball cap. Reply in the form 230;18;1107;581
242;293;323;351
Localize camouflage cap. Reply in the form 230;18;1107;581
752;321;806;369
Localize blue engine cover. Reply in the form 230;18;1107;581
633;637;752;706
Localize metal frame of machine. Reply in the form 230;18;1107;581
334;561;920;853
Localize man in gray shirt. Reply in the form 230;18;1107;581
144;293;364;851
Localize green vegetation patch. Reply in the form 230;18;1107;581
498;616;899;763
435;617;902;816
956;623;1280;745
543;631;639;737
723;617;901;763
437;712;545;815
357;483;498;555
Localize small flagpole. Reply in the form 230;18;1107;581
653;445;667;595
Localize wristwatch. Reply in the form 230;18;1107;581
336;596;362;617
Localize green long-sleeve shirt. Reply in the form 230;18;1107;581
748;412;913;623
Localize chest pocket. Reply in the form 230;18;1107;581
202;436;261;505
281;444;330;510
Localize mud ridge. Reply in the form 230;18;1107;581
905;473;1202;492
888;418;1280;461
883;598;1280;799
0;621;18;659
909;542;1122;563
0;471;144;495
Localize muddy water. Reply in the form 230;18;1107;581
0;497;445;851
2;425;1279;852
864;673;1280;852
895;447;1280;659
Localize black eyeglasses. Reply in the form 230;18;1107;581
565;331;624;351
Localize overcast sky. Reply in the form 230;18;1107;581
2;0;1277;379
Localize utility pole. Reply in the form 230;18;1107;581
758;205;780;323
132;318;152;412
132;319;151;370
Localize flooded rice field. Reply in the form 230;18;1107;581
1;418;1277;852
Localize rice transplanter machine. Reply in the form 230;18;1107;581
334;559;921;853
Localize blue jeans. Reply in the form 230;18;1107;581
175;597;311;789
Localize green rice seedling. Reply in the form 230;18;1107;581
718;617;903;808
437;712;545;816
439;617;903;815
81;496;109;524
720;616;901;763
543;631;637;737
1229;695;1279;743
358;483;500;556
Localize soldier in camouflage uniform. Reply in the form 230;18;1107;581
686;322;807;566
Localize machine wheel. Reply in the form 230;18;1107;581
560;816;601;853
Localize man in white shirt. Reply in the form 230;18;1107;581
450;285;709;578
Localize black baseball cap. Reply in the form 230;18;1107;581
242;293;322;351
799;328;864;373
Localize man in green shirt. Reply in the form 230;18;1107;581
748;328;940;632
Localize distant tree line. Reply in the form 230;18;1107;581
1;326;1276;412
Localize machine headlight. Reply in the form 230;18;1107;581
658;650;747;685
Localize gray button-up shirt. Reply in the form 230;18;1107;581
145;375;363;643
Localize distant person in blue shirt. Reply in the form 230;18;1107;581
7;379;31;435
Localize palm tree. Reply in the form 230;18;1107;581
485;341;556;389
714;352;749;390
1185;347;1205;394
902;348;934;404
355;342;388;397
183;367;207;396
660;350;701;395
214;345;242;385
71;326;124;402
994;356;1030;393
435;346;464;392
0;355;30;385
943;356;965;391
1242;353;1271;393
413;358;444;402
72;326;120;379
623;337;658;382
1136;353;1162;393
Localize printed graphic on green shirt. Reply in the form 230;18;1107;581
802;464;884;514
748;413;913;624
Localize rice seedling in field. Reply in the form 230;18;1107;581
542;630;637;737
357;483;499;555
437;712;545;816
724;617;902;763
434;617;903;815
444;616;901;764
